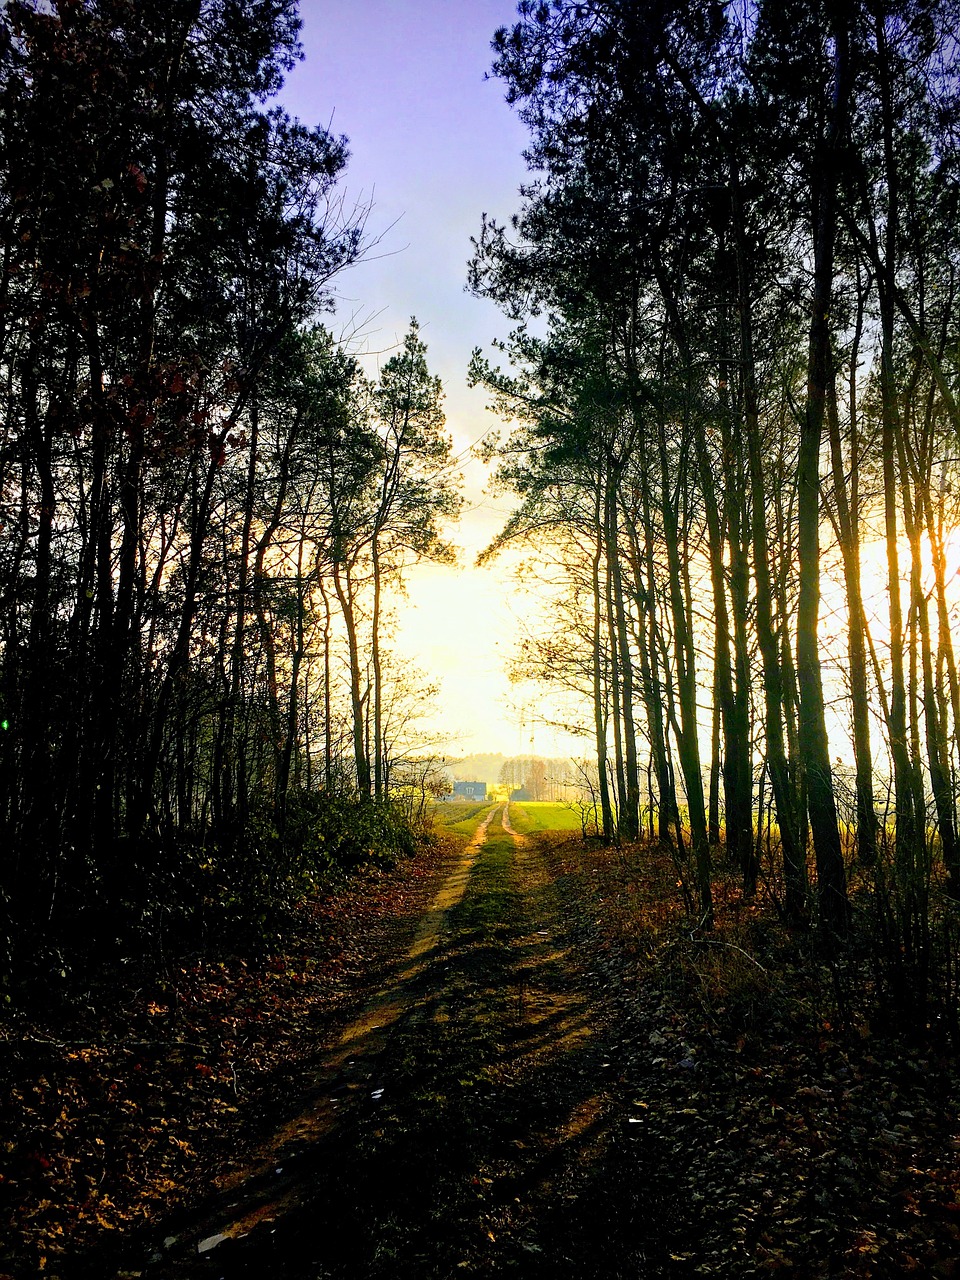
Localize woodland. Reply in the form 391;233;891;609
470;0;960;993
3;0;960;1275
0;0;462;995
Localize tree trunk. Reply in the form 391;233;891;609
606;466;641;840
590;482;615;840
656;406;712;923
730;191;808;922
826;372;878;865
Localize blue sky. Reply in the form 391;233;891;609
285;0;528;374
279;1;580;758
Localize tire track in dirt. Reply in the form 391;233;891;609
128;803;639;1278
486;806;616;1215
501;803;595;1089
132;805;503;1273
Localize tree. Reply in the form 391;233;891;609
368;321;461;796
0;0;367;978
472;0;960;947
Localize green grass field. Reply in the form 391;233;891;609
430;800;497;838
506;801;587;835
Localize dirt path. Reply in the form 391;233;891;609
114;805;641;1278
31;808;960;1279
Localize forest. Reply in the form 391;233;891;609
3;0;960;1276
470;0;960;996
0;0;463;994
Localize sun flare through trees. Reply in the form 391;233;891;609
469;0;960;954
4;2;960;1277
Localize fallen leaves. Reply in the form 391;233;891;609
4;826;957;1278
0;837;460;1278
543;832;960;1278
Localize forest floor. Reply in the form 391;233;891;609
3;804;960;1278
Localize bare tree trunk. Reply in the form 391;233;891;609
317;575;335;791
708;672;722;847
713;279;754;888
796;12;850;938
900;392;960;897
606;467;641;839
656;406;712;923
222;396;260;821
826;369;878;865
332;561;371;796
371;537;384;799
590;483;615;840
604;510;627;830
637;452;676;845
722;173;808;921
697;402;753;891
924;476;960;894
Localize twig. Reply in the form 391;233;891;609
7;1037;211;1053
698;940;769;973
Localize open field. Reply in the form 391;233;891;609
506;800;590;834
429;800;496;838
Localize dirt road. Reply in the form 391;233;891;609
81;802;960;1280
120;804;653;1278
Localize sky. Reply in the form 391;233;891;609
280;1;583;759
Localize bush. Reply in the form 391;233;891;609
2;789;423;1003
159;792;420;957
285;790;418;874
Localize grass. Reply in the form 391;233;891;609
428;800;498;840
507;801;587;835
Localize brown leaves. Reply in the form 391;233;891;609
125;162;147;195
0;838;457;1277
543;835;960;1279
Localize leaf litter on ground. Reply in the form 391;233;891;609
0;835;461;1279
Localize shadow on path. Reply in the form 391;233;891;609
96;805;677;1279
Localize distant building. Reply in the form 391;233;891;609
452;780;486;801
